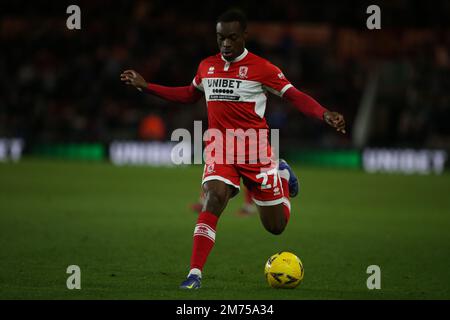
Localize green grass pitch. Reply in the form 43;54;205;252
1;159;449;299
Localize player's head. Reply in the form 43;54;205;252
216;9;248;62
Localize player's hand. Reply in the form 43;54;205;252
120;70;147;91
323;111;346;134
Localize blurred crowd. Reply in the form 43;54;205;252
1;0;449;150
372;44;450;148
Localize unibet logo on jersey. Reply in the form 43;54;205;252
206;78;243;101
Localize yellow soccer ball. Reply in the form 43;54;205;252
264;251;304;288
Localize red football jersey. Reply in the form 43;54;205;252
193;48;292;132
192;49;293;164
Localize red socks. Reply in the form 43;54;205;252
190;211;219;272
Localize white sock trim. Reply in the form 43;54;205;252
188;268;202;278
194;223;216;241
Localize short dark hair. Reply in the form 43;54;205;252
217;9;247;31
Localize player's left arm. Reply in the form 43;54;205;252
262;63;346;134
283;87;346;134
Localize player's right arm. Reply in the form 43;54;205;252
120;69;203;104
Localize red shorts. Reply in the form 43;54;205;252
201;160;290;208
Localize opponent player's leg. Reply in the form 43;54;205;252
190;189;205;214
236;187;257;216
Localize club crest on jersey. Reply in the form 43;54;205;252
238;66;248;79
208;66;215;75
206;163;215;173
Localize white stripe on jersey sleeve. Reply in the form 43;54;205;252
280;84;294;97
263;83;293;97
192;78;204;92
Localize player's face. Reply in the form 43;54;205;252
216;21;246;62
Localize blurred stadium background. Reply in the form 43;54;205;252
1;0;449;299
1;0;449;169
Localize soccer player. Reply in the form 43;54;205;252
120;9;345;289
